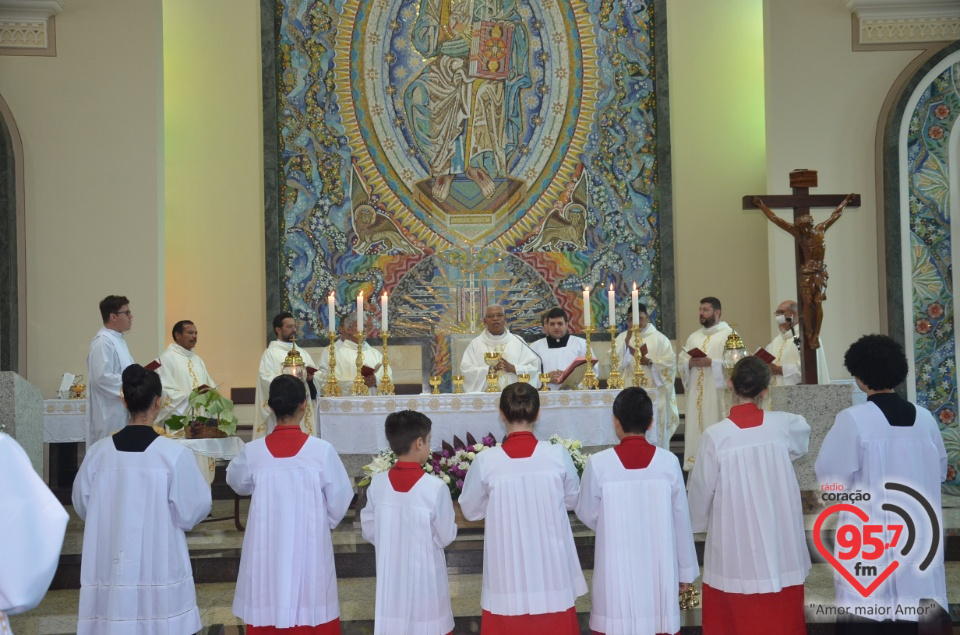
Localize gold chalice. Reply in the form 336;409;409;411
538;373;552;391
452;375;465;394
70;383;86;399
430;375;442;394
518;373;530;383
483;352;502;393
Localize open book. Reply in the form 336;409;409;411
753;347;776;364
143;358;162;372
557;356;598;389
684;347;707;359
361;363;382;377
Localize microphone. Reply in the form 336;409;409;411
788;316;801;351
512;333;544;374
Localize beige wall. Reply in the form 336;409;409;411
0;0;165;395
762;0;919;378
163;0;264;394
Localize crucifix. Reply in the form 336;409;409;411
743;169;860;384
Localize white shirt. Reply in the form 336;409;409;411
155;343;216;423
576;446;698;635
676;321;732;470
254;341;323;438
72;434;211;635
0;434;69;634
361;470;457;635
763;330;831;387
460;329;542;393
227;436;353;628
687;410;811;593
86;327;135;447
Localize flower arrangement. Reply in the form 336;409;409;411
550;434;588;478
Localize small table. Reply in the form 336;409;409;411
43;398;88;496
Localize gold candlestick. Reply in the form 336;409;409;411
632;325;647;388
538;373;552;390
378;331;395;395
452;375;464;393
323;332;341;397
582;326;599;390
351;332;368;396
606;325;624;389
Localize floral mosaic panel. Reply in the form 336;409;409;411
906;61;960;494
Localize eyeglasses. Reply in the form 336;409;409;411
115;310;133;317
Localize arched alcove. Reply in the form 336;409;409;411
0;92;25;375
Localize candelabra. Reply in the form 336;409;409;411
582;326;599;390
632;325;647;388
378;331;395;395
351;333;368;397
606;326;624;389
323;332;341;397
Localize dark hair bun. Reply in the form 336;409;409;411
121;364;162;415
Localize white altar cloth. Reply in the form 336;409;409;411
318;389;658;454
43;399;88;443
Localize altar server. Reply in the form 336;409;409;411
228;374;353;634
677;296;732;471
459;382;586;634
327;314;392;394
86;294;136;447
575;387;697;635
815;335;949;632
530;307;595;389
73;365;211;635
688;356;810;635
156;320;216;423
614;302;680;447
461;305;541;392
0;434;69;635
361;410;457;635
254;312;324;438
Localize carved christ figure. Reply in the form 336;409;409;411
752;194;856;349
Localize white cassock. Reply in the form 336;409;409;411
72;435;211;635
763;330;830;387
325;339;392;394
86;327;135;448
677;321;732;471
227;436;353;628
155;343;217;423
0;433;69;635
360;471;457;635
460;329;542;393
575;446;698;635
814;401;948;619
459;442;587;615
615;326;680;448
253;341;323;439
530;334;597;389
687;411;811;594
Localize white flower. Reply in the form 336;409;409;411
458;461;470;471
424;464;434;472
467;452;476;460
443;474;451;483
474;443;484;451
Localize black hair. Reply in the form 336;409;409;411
268;375;307;418
612;386;654;433
499;382;540;424
637;302;648;315
121;364;162;415
385;410;433;455
700;296;721;311
99;295;130;322
843;334;909;391
272;312;294;331
542;307;568;324
731;356;771;399
172;320;195;338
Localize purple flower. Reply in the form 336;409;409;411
456;479;464;490
442;450;450;458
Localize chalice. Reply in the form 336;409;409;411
483;352;502;393
430;375;442;394
452;375;465;394
538;373;552;391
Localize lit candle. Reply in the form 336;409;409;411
357;291;364;334
327;291;335;333
631;283;639;327
608;284;616;328
381;291;389;333
583;286;591;328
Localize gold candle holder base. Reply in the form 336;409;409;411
351;332;369;397
632;325;647;388
606;325;624;389
323;332;342;397
378;331;395;395
452;375;464;394
582;326;599;390
538;373;552;390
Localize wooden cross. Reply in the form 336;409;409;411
742;170;860;384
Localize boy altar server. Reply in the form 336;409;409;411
228;375;353;634
576;387;698;635
361;410;457;635
459;382;586;634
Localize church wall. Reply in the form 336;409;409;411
0;0;165;395
762;0;918;378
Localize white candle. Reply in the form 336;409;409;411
357;291;364;334
327;292;335;333
608;284;616;328
582;287;591;328
631;283;639;327
381;291;389;333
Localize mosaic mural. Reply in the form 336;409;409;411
273;0;667;349
905;59;960;494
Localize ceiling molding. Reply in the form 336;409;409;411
844;0;960;48
0;0;62;55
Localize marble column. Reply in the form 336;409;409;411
0;371;43;473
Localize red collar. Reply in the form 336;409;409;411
728;402;764;428
265;425;309;457
502;430;537;458
615;435;655;469
388;461;426;492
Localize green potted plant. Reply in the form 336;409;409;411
166;385;238;438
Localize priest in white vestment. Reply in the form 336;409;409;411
155;320;217;423
73;364;211;635
762;300;830;387
324;314;392;394
614;302;679;448
676;297;732;471
815;335;949;628
530;307;596;389
253;312;323;439
460;304;542;393
0;433;69;635
86;295;136;448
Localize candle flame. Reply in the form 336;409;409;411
609;283;613;291
632;282;637;291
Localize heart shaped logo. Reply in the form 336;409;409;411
813;503;899;597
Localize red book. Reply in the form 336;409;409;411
754;347;776;363
144;359;161;371
628;342;649;357
469;21;515;80
685;347;707;359
361;363;382;377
